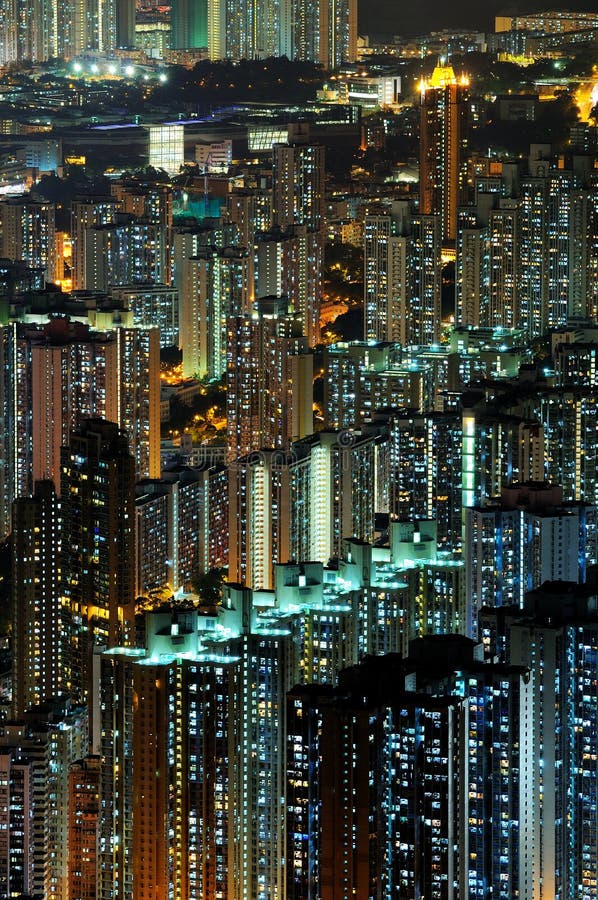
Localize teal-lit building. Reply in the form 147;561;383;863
170;0;208;49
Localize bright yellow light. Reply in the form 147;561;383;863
575;81;598;122
428;61;457;88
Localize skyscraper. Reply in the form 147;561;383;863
228;447;310;590
85;214;171;290
255;225;321;347
0;196;56;282
71;197;119;291
11;481;63;717
112;284;180;349
363;203;408;343
171;0;207;48
68;756;100;900
272;140;325;344
0;706;89;899
99;608;291;900
363;202;442;345
287;638;530;899
419;60;468;247
0;319;160;504
455;148;598;336
61;419;137;706
272;140;325;233
225;298;313;463
181;246;251;379
224;0;289;58
135;463;228;595
465;481;595;636
480;581;598;900
291;0;357;69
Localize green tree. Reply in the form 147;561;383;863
191;567;226;607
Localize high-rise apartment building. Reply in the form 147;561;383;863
255;224;321;346
30;320;119;491
228;447;310;590
115;325;161;479
85;213;171;291
0;258;44;297
225;299;313;463
363;203;408;343
273;141;325;233
0;706;89;900
0;196;56;282
455;148;598;336
135;463;228;595
461;376;598;519
96;530;469;900
0;749;34;896
111;283;180;349
11;481;63;718
227;187;272;247
68;756;100;900
291;0;357;68
495;10;598;33
0;312;159;534
465;481;596;635
181;246;252;378
61;419;137;706
99;646;140;900
389;409;463;549
228;428;379;589
363;202;442;345
287;637;530;899
111;179;173;235
480;581;598;900
224;0;288;58
0;0;137;62
456;195;520;329
324;341;401;427
272;141;325;344
0;319;160;507
301;428;378;564
419;60;468;246
171;0;207;48
99;610;286;900
408;212;443;345
71;198;120;291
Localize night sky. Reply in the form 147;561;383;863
358;0;598;38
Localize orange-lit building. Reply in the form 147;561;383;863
68;757;100;900
419;60;469;246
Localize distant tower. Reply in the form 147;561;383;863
272;139;325;344
419;59;468;247
117;0;136;47
71;197;119;290
171;0;208;48
292;0;357;68
272;140;325;233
